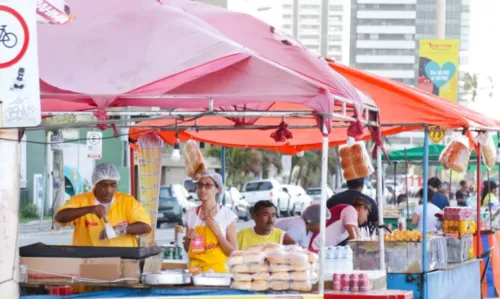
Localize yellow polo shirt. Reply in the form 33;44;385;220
237;227;285;250
57;191;151;247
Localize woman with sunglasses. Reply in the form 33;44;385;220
183;172;238;273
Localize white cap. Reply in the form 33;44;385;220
92;163;120;185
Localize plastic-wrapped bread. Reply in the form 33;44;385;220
248;263;269;273
183;140;206;180
270;271;290;281
251;281;269;291
290;271;310;281
476;132;497;169
290;281;313;291
252;272;271;281
233;281;252;290
339;139;374;181
242;252;266;264
285;252;309;267
262;243;283;254
227;251;244;266
439;136;470;173
308;251;319;264
233;274;253;282
270;281;290;291
232;264;250;273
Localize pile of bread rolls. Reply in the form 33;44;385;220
339;142;374;181
383;229;422;242
439;138;470;173
228;244;319;292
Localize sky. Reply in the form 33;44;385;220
228;0;499;115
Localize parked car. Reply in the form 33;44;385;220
225;186;251;221
157;184;197;228
307;187;334;205
335;181;375;199
240;179;290;217
282;185;312;215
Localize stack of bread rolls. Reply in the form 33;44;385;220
439;138;470;173
184;140;207;180
339;142;374;181
229;244;318;292
476;132;497;169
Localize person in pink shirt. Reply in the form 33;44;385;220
308;198;371;253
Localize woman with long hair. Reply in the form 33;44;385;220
481;181;498;207
183;172;237;273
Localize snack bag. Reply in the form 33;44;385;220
184;140;207;180
475;132;497;169
439;135;471;173
339;138;374;181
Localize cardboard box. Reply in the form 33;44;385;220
20;256;162;284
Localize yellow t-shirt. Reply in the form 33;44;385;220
57;191;151;247
237;227;285;250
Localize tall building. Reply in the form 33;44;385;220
348;0;470;150
279;0;351;64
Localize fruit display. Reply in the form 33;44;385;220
383;229;423;242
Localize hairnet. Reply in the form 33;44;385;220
92;163;121;185
198;172;224;203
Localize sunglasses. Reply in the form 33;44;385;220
197;182;215;190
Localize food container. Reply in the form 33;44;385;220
444;207;474;221
447;235;473;263
192;273;232;287
142;270;191;285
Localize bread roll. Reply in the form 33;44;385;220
233;281;252;290
290;264;310;272
233;273;253;282
270;271;290;281
251;281;269;291
243;252;266;264
352;154;364;165
291;271;309;281
290;281;312;291
308;252;319;264
343;168;357;181
269;264;291;272
245;245;265;253
286;252;309;266
284;245;305;253
340;158;352;169
339;147;350;158
267;252;287;264
252;272;271;281
483;146;496;168
270;281;290;291
248;264;269;273
355;165;371;178
262;243;283;254
232;264;250;273
227;251;244;266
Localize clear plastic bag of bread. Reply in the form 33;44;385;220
267;251;308;267
232;281;252;290
339;138;374;181
475;132;497;170
183;140;207;180
439;135;471;173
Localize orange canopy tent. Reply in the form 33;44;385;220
130;61;500;153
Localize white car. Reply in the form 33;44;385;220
225;187;251;221
171;184;198;211
282;185;313;215
307;187;334;205
240;179;290;217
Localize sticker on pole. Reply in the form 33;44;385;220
0;0;41;128
87;132;103;159
429;126;446;143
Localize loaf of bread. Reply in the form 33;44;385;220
339;142;374;181
227;251;244;266
290;271;309;281
184;140;206;180
270;271;290;281
290;281;312;291
233;274;253;282
248;263;269;273
233;281;252;290
439;138;470;173
232;264;250;273
252;272;270;281
476;132;497;169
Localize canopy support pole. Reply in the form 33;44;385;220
404;148;409;226
377;146;385;270
0;129;20;298
422;127;430;299
393;161;397;204
476;145;482;257
318;121;329;295
130;147;136;199
221;147;226;197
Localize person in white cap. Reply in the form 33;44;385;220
183;171;238;273
276;204;331;249
55;163;151;247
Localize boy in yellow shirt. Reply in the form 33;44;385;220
55;163;151;247
237;200;295;250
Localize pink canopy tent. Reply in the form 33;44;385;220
38;0;376;129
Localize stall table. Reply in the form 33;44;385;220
325;290;413;299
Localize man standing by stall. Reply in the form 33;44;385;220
55;163;152;247
455;180;469;207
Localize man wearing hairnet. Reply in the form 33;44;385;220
55;163;151;247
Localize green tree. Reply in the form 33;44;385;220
261;151;283;179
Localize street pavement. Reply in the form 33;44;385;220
19;219;256;247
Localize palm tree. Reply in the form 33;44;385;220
261;151;283;179
463;72;479;102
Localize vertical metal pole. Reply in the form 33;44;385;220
436;0;447;39
404;148;409;225
422;127;430;299
221;147;226;185
0;129;20;297
449;170;453;201
393;161;397;203
318;122;329;294
320;0;329;56
476;145;482;257
130;148;136;199
377;146;385;271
